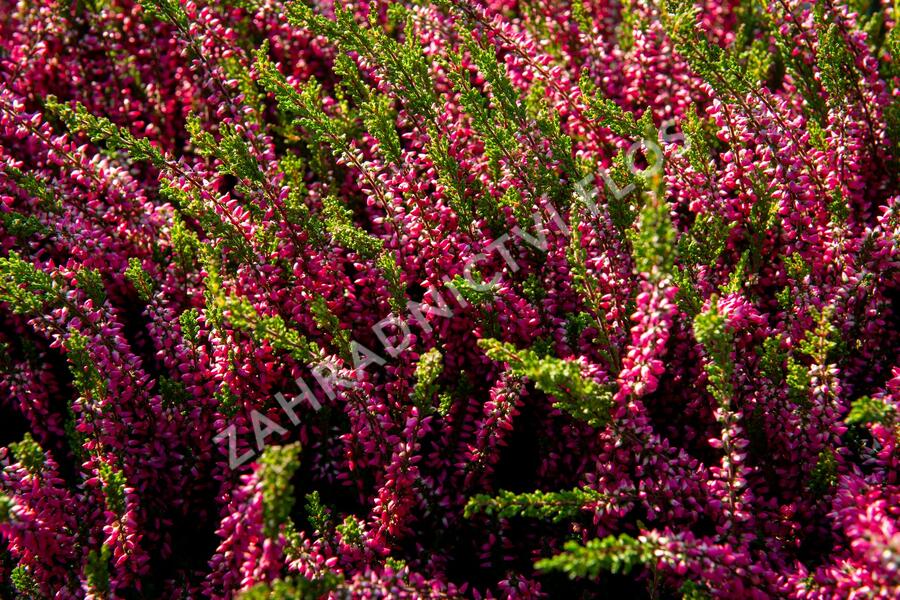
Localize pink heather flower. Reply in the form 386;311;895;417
0;0;897;597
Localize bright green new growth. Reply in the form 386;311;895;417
187;116;264;184
333;53;403;164
447;273;498;307
464;487;608;522
304;490;331;534
630;194;677;279
0;252;57;315
336;515;365;547
535;533;657;579
9;433;45;474
237;573;343;600
76;268;106;304
286;2;438;122
310;295;352;360
693;302;735;408
321;196;384;259
1;211;47;240
579;75;651;140
125;257;154;302
84;543;112;598
11;566;40;599
662;0;750;99
224;297;321;363
136;0;189;30
808;448;838;496
813;5;859;106
98;461;128;516
479;338;613;427
845;396;896;427
412;347;443;410
180;308;201;346
258;442;302;538
376;252;406;313
64;330;108;401
46;97;167;168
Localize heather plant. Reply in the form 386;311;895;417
0;0;898;598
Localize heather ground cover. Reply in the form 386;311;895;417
0;0;898;598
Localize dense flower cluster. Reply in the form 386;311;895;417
0;0;898;597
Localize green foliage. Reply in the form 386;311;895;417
280;156;327;247
180;308;201;346
376;252;406;313
808;449;838;496
479;339;613;427
437;391;453;417
321;196;384;259
64;330;108;400
758;335;786;384
199;244;225;329
1;165;59;210
0;494;13;523
412;347;443;410
76;268;106;304
607;152;644;226
0;252;57;314
98;461;128;515
258;443;302;538
225;297;321;363
845;396;895;427
446;31;573;217
827;191;850;224
680;110;716;177
565;311;593;347
580;76;642;139
425;131;476;228
678;213;731;268
520;273;546;305
159;376;189;409
523;83;577;196
662;0;750;99
137;0;189;29
333;54;403;164
615;0;642;50
630;195;677;279
256;45;354;168
535;534;655;579
11;565;40;599
693;302;734;408
47;97;166;168
786;356;811;408
813;5;858;105
187;116;264;184
721;251;750;295
125;257;154;301
85;544;112;598
215;382;239;418
0;210;48;240
464;487;608;522
304;491;331;534
680;580;712;600
163;181;256;264
310;295;352;360
237;574;343;600
336;515;365;547
9;433;45;474
797;307;839;365
447;273;498;307
286;3;438;123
